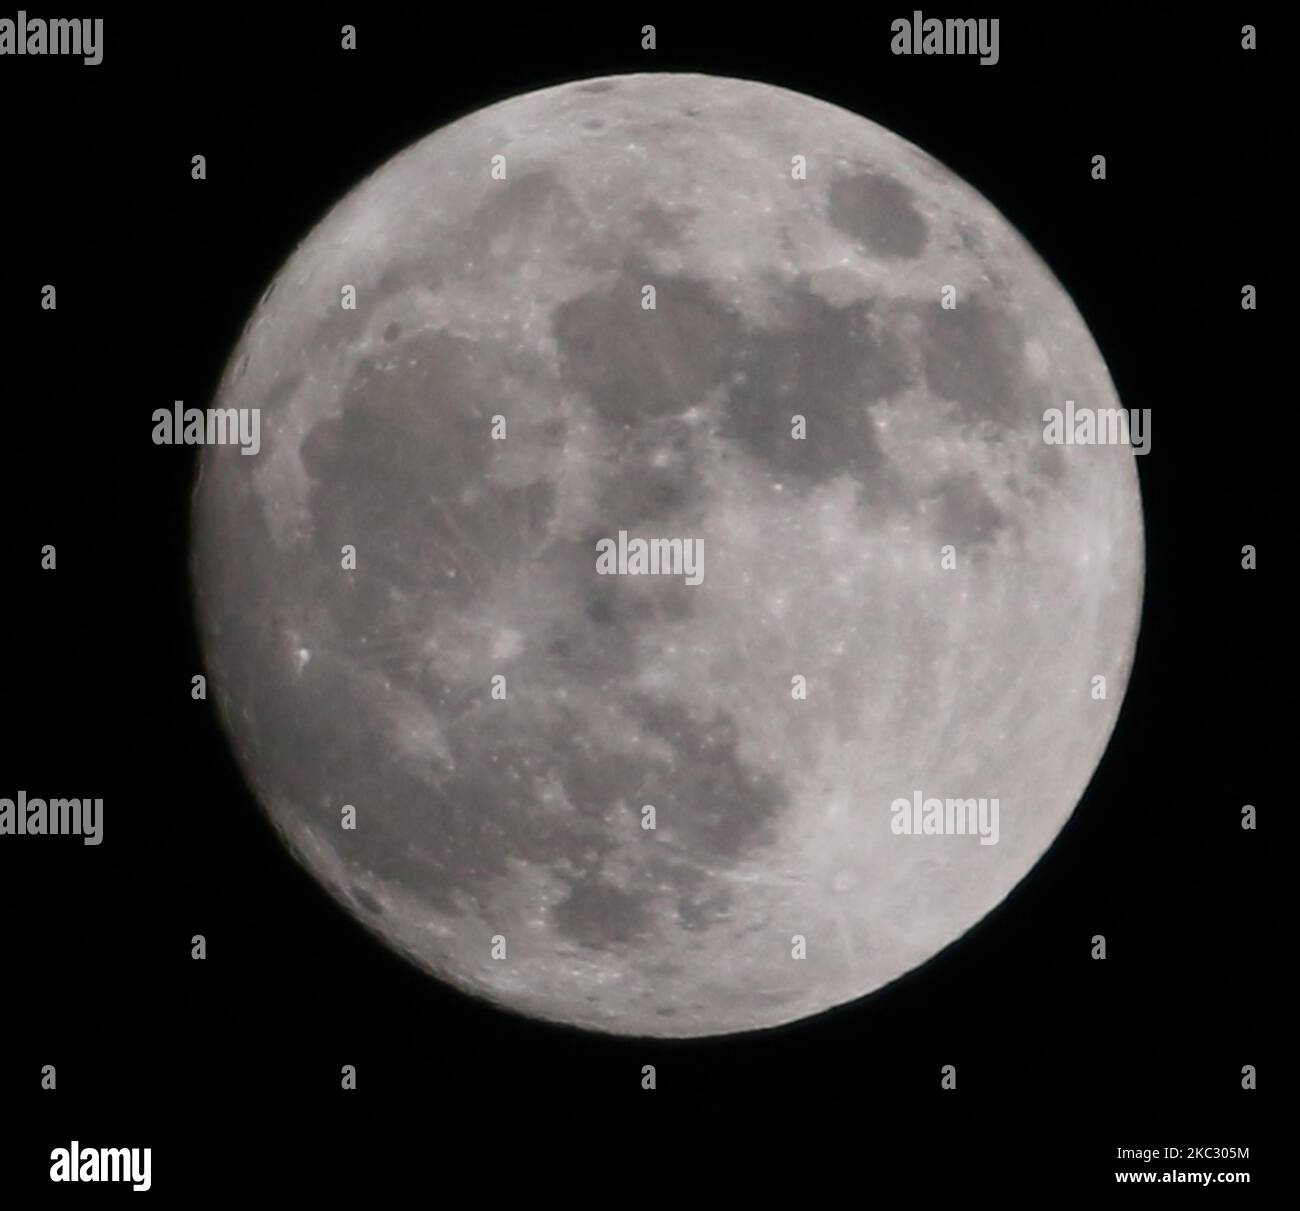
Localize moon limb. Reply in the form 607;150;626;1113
191;73;1143;1036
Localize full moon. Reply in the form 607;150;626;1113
191;73;1143;1036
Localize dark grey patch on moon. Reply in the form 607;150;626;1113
302;328;558;589
957;219;988;254
260;372;304;422
1031;440;1068;485
578;563;697;636
537;541;666;676
634;201;694;247
724;287;905;492
457;170;587;279
929;471;1007;552
628;697;787;861
552;269;743;423
376;257;444;298
584;592;616;626
828;172;929;258
920;294;1027;428
543;610;641;684
381;702;718;920
552;877;654;948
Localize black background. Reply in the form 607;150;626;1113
0;6;1277;1194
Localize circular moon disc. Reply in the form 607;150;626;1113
192;73;1144;1036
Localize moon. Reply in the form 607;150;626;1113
191;73;1143;1037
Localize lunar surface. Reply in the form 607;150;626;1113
191;73;1143;1036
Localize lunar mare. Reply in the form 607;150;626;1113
191;73;1143;1036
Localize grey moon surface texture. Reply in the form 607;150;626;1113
191;73;1144;1037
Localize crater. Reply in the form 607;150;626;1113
827;172;928;258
